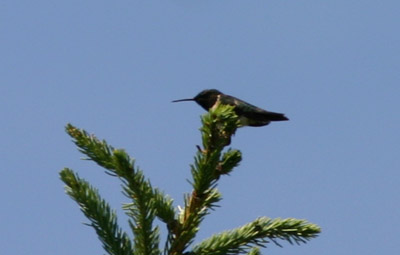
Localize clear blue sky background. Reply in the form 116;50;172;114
1;1;399;255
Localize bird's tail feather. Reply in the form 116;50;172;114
266;111;289;121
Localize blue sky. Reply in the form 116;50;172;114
1;1;399;254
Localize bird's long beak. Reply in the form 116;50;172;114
172;98;195;103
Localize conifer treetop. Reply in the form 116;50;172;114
60;104;320;255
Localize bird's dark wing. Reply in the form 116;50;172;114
220;94;289;122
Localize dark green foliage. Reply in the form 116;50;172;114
60;168;134;255
60;104;320;255
192;217;320;255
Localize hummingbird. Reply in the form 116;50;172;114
172;89;289;127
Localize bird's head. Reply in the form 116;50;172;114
172;89;223;111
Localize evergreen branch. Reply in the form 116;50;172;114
169;187;222;253
200;103;240;151
65;124;115;170
66;124;176;225
169;105;241;255
59;168;134;255
65;124;176;255
114;150;160;255
191;217;321;255
219;149;242;175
